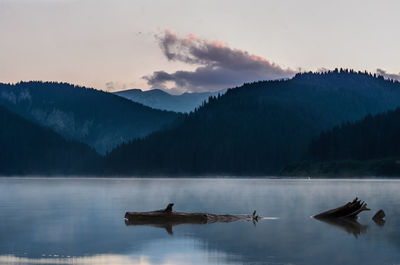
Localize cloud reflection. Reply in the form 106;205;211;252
0;238;240;265
0;252;236;265
0;254;149;265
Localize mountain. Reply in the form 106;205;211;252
0;105;100;175
104;70;400;176
0;82;180;153
281;107;400;176
114;88;226;113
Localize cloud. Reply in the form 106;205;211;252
105;81;140;92
144;30;296;93
105;81;127;92
376;68;400;82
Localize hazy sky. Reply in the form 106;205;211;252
1;0;400;93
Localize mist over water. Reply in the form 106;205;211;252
1;178;400;265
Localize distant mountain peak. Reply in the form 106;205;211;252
114;88;227;113
0;81;180;154
106;71;400;175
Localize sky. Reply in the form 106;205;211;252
1;0;400;94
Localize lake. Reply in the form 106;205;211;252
0;178;399;265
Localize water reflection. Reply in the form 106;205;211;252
125;218;176;235
1;178;400;265
0;254;150;265
314;217;368;237
0;237;237;265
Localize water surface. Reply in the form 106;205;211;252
1;178;400;265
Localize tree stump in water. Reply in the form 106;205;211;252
313;198;371;237
314;197;370;219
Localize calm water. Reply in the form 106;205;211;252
1;178;400;265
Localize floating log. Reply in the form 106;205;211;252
124;203;260;234
314;197;370;219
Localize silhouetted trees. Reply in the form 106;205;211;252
0;81;180;153
0;105;100;175
308;108;400;161
3;71;400;176
104;71;400;176
281;107;400;176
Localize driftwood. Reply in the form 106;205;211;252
313;198;370;237
124;203;260;234
314;197;370;219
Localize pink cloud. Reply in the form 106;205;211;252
145;30;295;93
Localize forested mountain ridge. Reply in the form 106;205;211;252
105;70;400;176
114;88;226;113
280;107;400;176
309;108;400;161
0;81;180;153
0;105;100;175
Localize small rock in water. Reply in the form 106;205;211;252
372;209;386;226
373;209;386;219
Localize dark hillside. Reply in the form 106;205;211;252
0;81;180;153
105;70;400;175
0;105;100;175
281;107;400;177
